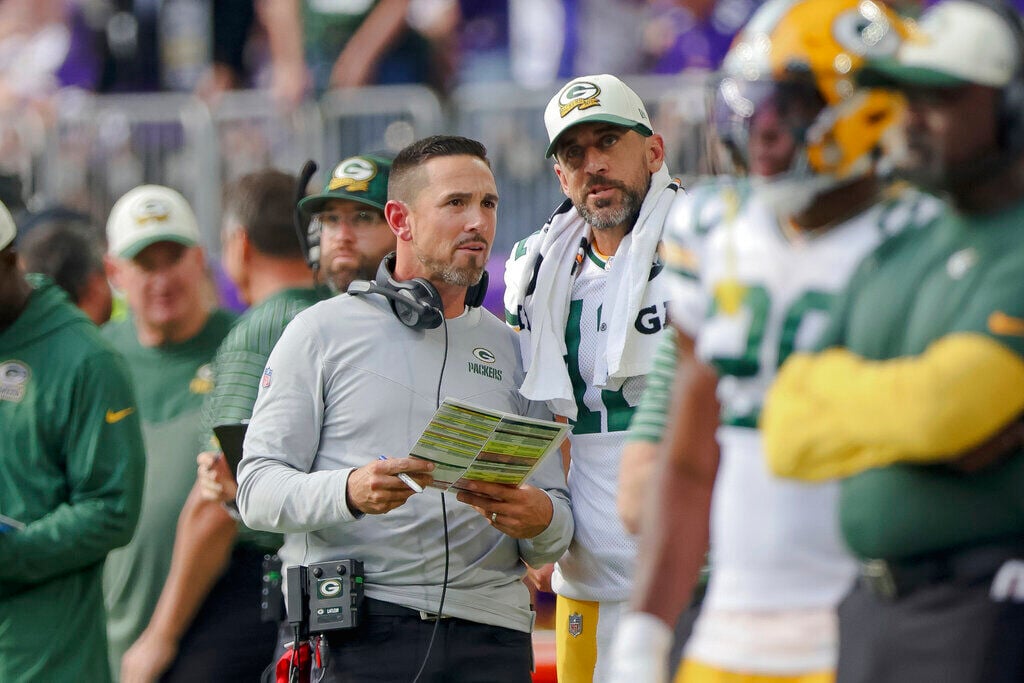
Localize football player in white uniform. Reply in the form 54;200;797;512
504;74;681;682
611;1;942;682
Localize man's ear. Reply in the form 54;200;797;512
554;163;571;198
237;229;253;263
384;200;412;241
646;133;666;172
104;254;122;290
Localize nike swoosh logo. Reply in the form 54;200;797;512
988;311;1024;337
105;407;136;424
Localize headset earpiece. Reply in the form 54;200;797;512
464;269;489;309
347;253;443;330
347;252;490;329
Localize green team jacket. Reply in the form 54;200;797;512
816;200;1024;559
0;277;146;683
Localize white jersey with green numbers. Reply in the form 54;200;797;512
550;248;654;601
665;181;943;619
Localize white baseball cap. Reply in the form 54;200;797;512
859;0;1021;89
106;184;200;259
0;201;14;251
543;74;653;158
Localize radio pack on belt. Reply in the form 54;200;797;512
286;559;365;638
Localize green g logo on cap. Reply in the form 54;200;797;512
559;81;602;118
328;157;378;193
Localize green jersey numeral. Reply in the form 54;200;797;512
709;287;834;427
565;299;636;435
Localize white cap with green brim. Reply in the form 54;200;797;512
106;184;201;259
858;0;1020;89
544;74;654;158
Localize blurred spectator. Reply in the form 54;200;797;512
261;0;436;105
18;217;113;325
194;0;257;102
99;0;212;93
642;0;761;74
0;0;102;106
509;0;646;89
410;0;512;90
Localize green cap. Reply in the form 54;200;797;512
298;154;393;215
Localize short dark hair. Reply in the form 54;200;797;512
19;221;104;304
222;169;302;258
389;135;491;203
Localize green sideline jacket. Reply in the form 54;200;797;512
0;276;146;682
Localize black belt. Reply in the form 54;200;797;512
860;542;1024;600
362;597;453;622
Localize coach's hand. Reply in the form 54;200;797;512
456;481;553;539
345;457;434;515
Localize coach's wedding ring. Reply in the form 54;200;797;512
491;511;498;523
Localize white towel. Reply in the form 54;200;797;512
505;165;680;420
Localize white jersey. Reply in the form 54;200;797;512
552;248;665;602
665;180;942;615
505;176;679;603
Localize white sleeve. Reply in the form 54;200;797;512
236;315;358;533
662;191;710;339
503;235;535;330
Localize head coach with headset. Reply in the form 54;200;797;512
237;135;573;683
761;1;1024;681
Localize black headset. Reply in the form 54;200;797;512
347;252;489;330
293;160;321;274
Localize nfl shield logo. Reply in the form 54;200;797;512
261;367;273;388
567;612;583;638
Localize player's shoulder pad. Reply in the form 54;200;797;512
664;175;750;243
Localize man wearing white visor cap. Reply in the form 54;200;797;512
504;74;681;681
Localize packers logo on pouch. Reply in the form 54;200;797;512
328;157;377;193
468;348;502;381
559;81;602;118
567;612;583;638
131;198;172;226
189;363;215;395
0;360;30;403
317;578;343;598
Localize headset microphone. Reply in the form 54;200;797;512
347;280;442;329
293;160;320;273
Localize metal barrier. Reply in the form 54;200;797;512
41;90;220;248
23;76;711;256
319;84;444;169
208;91;325;255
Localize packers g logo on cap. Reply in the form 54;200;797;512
328;157;378;193
559;81;602;118
131;198;172;227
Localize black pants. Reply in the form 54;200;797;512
287;599;532;683
837;564;1024;683
160;543;279;682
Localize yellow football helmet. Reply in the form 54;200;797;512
712;0;910;183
